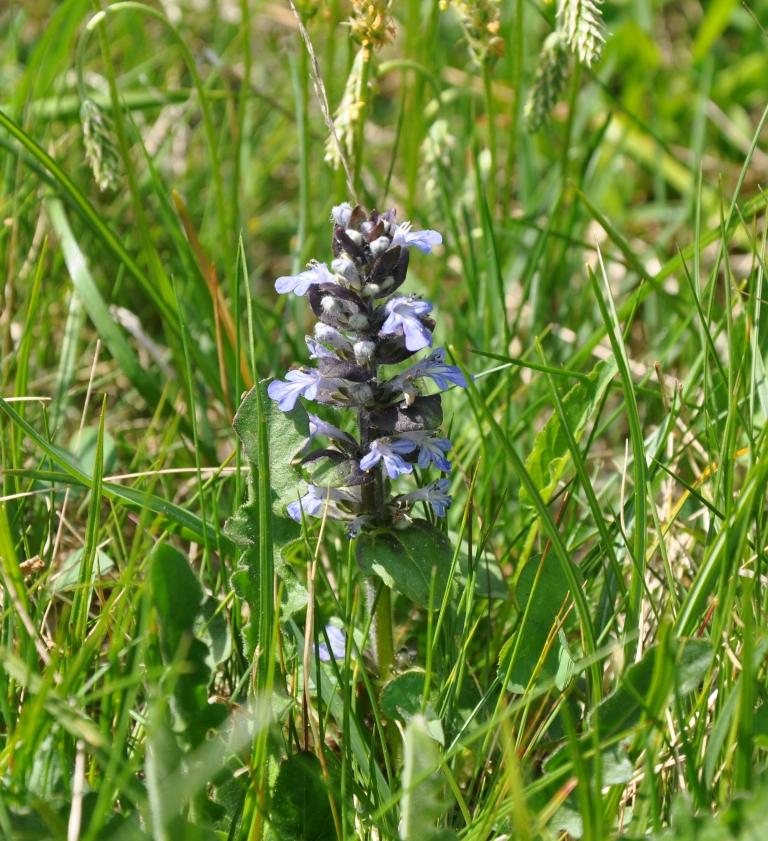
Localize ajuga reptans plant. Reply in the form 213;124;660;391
268;203;467;540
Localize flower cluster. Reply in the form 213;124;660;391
268;203;467;534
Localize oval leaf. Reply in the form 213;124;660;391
356;520;453;607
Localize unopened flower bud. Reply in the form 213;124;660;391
322;296;340;316
332;257;361;288
345;229;364;246
370;236;391;256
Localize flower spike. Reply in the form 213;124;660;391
266;202;466;537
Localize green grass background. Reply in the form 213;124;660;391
2;0;768;838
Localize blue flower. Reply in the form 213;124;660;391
318;624;347;662
397;478;452;517
308;413;356;448
389;348;468;399
313;323;353;356
416;348;468;390
360;437;418;479
286;484;359;522
391;222;443;254
275;262;335;296
402;432;452;472
305;336;337;360
380;297;433;351
267;368;321;412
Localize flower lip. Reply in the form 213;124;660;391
275;262;335;296
359;436;418;479
387;348;469;394
267;368;321;412
379;296;434;352
396;477;452;517
401;431;452;472
286;483;360;522
308;413;357;448
391;222;443;254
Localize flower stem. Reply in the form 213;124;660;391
359;383;394;682
353;46;373;196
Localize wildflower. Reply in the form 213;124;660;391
396;478;453;517
318;624;348;662
380;297;434;351
401;431;452;472
275;262;335;296
389;348;468;396
308;414;357;448
313;323;354;356
286;484;360;522
360;437;418;479
391;222;443;254
306;336;338;360
266;202;466;535
267;368;322;412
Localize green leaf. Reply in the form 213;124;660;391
676;638;715;695
233;381;309;512
399;716;456;841
195;597;232;669
592;637;713;738
48;548;115;594
499;553;570;692
229;382;312;626
270;752;336;841
45;198;165;410
521;359;615;507
149;543;227;745
381;670;444;744
226;499;308;621
149;543;203;657
356;520;454;607
455;542;508;599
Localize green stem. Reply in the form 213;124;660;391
370;580;395;683
481;63;498;215
353;47;373;198
292;41;310;273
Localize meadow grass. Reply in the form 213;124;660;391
1;1;768;839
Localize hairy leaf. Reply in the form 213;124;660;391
399;716;456;841
356;520;453;607
270;752;336;841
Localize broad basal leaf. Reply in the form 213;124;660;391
499;553;570;692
